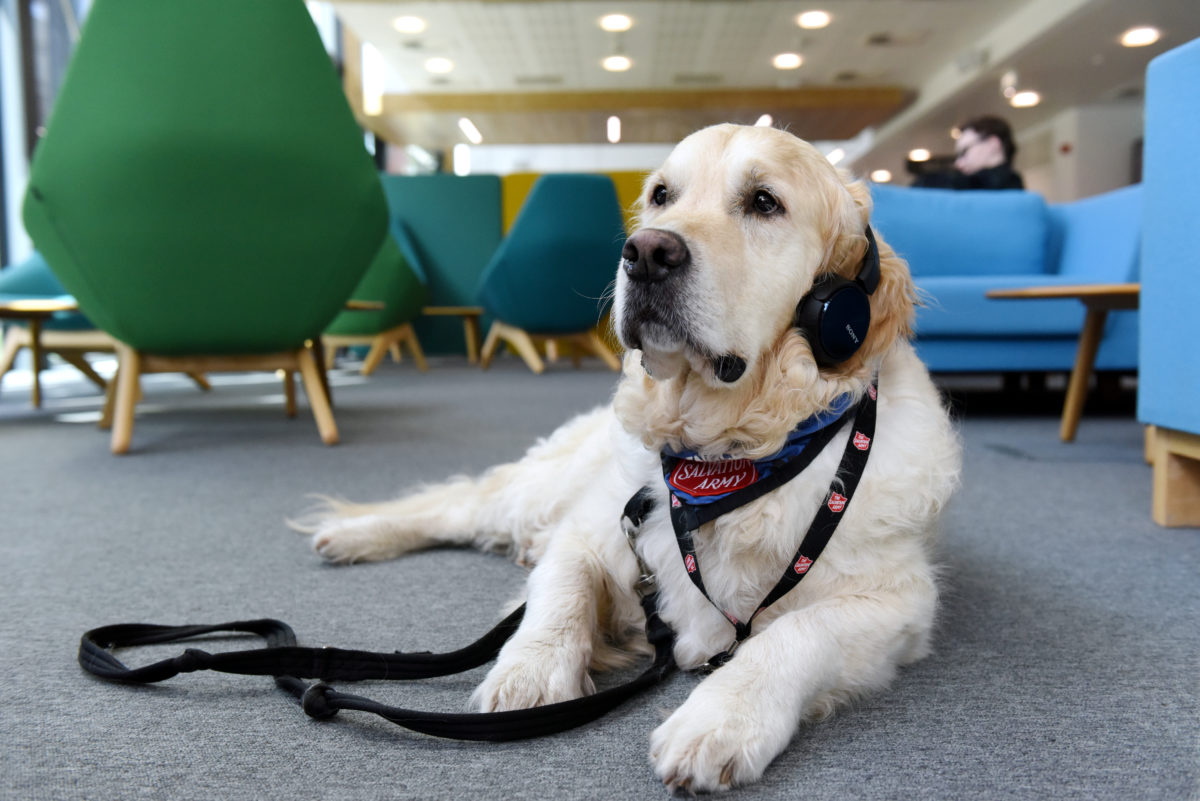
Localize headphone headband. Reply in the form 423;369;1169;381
856;225;880;295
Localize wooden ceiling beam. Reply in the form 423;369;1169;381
380;87;910;115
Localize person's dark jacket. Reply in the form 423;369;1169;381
912;164;1025;190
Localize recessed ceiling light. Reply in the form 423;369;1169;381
908;148;931;162
607;116;621;144
602;55;633;72
772;52;803;70
755;114;774;127
1120;26;1161;47
870;169;892;183
458;117;483;145
424;57;454;74
796;10;831;29
599;14;633;32
1010;90;1041;108
392;16;426;34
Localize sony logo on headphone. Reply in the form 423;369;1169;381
845;323;861;344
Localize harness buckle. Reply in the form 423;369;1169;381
700;638;741;674
622;512;658;600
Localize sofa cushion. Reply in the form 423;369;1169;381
870;184;1052;278
1048;183;1142;282
916;275;1088;337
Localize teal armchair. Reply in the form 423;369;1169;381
476;174;626;373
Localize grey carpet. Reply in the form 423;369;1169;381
1;357;1196;801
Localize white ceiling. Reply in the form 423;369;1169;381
330;0;1200;181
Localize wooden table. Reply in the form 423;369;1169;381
0;298;81;408
422;305;484;363
986;283;1139;442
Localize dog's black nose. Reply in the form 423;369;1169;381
622;229;690;283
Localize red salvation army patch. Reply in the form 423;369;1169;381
669;459;758;497
852;432;871;451
827;492;848;513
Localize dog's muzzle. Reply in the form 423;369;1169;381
621;229;690;283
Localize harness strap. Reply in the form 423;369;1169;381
79;594;676;742
668;383;878;665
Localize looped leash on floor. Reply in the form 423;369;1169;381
78;383;876;741
80;593;677;741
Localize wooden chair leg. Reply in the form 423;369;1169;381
388;343;403;363
297;347;338;445
498;322;545;374
283;369;297;417
324;344;337;369
581;330;622;371
187;372;211;391
545;339;560;363
400;323;428;372
479;322;502;370
110;344;142;454
99;365;119;430
361;339;389;376
58;352;108;390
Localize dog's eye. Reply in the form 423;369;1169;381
751;190;782;216
651;185;668;206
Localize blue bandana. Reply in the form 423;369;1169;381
661;392;856;507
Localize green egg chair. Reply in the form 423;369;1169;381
323;219;430;375
476;174;626;373
22;0;387;452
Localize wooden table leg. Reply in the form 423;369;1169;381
463;315;481;364
1060;308;1108;443
29;317;44;408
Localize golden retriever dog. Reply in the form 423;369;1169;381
300;124;960;792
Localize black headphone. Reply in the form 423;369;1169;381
793;225;881;367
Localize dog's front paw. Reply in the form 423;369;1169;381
650;693;785;793
309;514;410;564
471;646;595;712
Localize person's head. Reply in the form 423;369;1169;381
954;115;1016;175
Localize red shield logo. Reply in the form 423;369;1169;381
827;492;848;513
867;384;877;400
671;495;681;508
793;555;813;574
853;432;871;451
669;459;758;497
684;554;697;573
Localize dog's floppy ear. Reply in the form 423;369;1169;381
821;174;918;374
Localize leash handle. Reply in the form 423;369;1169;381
79;597;676;742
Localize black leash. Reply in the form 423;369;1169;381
79;593;676;742
78;383;876;741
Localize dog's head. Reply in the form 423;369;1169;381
612;124;917;456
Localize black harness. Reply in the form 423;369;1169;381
78;383;877;741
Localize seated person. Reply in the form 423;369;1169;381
913;115;1025;190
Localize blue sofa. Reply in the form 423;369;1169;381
1137;36;1200;526
869;183;1141;373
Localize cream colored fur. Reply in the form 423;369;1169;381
295;124;960;793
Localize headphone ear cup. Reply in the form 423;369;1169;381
794;279;872;367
